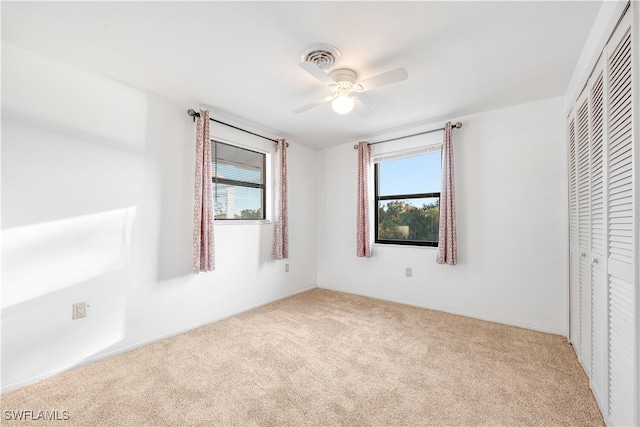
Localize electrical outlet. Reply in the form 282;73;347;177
406;267;412;277
72;302;87;320
285;263;290;272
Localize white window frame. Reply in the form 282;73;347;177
370;131;442;248
210;137;272;225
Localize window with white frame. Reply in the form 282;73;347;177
374;149;441;246
212;140;266;220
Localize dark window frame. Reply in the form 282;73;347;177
374;157;441;247
212;140;267;221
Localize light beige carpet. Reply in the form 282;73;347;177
1;288;604;426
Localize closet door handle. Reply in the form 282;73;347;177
591;258;599;265
580;252;587;258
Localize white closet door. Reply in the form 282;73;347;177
589;62;608;407
568;112;581;353
576;94;592;372
605;17;635;427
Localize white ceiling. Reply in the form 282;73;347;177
2;1;601;149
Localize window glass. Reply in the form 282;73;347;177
212;141;266;220
375;151;441;246
378;154;441;196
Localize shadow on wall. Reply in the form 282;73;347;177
1;274;128;388
148;101;195;282
260;222;275;266
1;42;153;388
1;209;135;388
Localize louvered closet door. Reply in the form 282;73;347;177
605;16;636;427
589;62;607;407
568;112;580;354
576;93;592;373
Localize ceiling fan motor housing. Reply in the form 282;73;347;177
329;68;357;84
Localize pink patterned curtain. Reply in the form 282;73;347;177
356;141;372;257
273;139;289;260
436;122;457;265
192;110;215;273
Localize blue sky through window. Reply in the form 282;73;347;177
378;152;441;197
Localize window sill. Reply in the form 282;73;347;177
373;243;438;250
214;220;272;225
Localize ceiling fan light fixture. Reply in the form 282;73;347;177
331;95;355;115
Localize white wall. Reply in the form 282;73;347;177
1;43;317;392
565;0;630;111
317;97;568;334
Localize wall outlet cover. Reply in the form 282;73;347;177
72;302;87;319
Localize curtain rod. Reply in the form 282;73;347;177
187;109;279;144
353;121;462;150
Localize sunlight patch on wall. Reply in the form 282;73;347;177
2;42;148;149
1;207;136;308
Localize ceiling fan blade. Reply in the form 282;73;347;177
294;95;336;113
299;61;337;85
358;67;408;92
353;95;373;118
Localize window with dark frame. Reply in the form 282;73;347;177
374;151;441;246
212;140;266;220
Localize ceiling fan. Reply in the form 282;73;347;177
294;44;408;117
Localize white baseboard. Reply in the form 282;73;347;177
1;285;317;394
318;285;566;336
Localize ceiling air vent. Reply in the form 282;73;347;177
300;43;340;70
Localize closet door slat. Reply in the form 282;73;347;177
576;97;592;370
568;113;581;355
606;27;635;427
590;69;607;403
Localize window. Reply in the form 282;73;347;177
374;151;441;246
212;141;266;220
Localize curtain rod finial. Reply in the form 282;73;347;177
453;122;462;129
187;108;200;122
